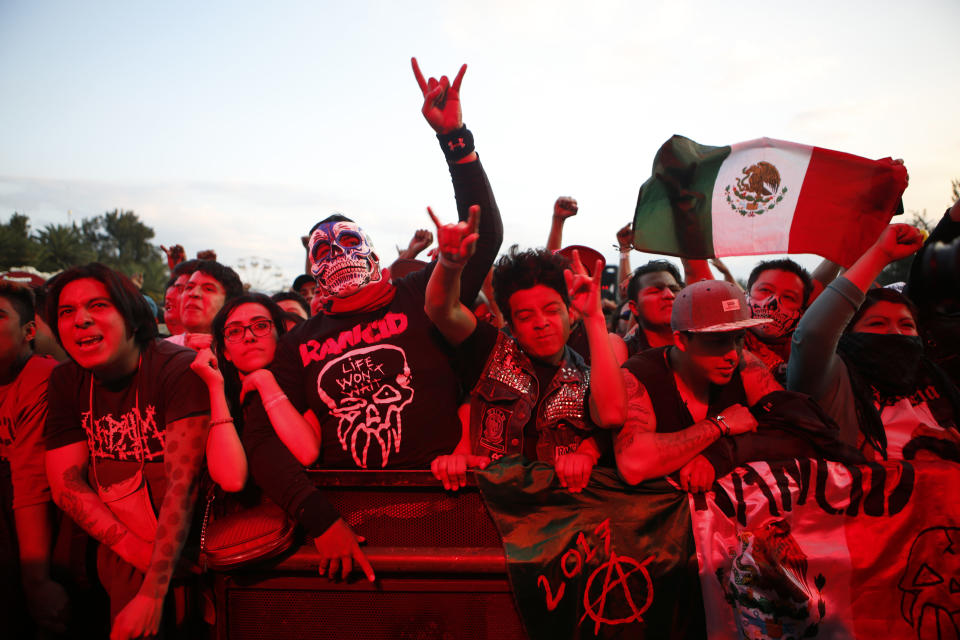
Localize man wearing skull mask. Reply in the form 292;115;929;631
743;259;813;383
242;58;502;582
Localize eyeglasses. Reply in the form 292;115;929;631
223;319;274;343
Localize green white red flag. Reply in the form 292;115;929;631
690;458;960;639
632;135;908;267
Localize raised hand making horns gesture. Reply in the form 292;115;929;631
412;57;467;135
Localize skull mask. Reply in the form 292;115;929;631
899;527;960;638
309;219;382;298
747;294;801;339
316;344;414;469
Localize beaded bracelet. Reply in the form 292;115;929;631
209;418;234;428
262;394;287;411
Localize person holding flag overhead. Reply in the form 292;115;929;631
630;135;908;267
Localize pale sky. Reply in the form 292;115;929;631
2;0;958;288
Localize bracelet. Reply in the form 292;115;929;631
262;394;287;410
437;125;475;162
209;418;234;428
612;243;632;254
712;414;731;437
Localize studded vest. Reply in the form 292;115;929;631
470;331;591;464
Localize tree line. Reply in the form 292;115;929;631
0;209;167;301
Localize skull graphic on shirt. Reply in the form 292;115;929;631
308;220;382;298
316;344;414;468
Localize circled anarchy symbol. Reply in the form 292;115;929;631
581;552;654;633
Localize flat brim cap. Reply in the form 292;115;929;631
671;279;772;333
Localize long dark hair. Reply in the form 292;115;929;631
211;294;288;421
45;263;158;347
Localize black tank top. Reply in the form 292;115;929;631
621;346;748;433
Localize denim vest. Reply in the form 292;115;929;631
470;332;591;464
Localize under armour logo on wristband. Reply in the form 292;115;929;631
447;138;466;151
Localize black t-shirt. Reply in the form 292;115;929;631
241;157;503;539
44;339;208;488
246;273;462;471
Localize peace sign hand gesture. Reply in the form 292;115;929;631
428;205;481;268
564;250;604;321
412;57;467;135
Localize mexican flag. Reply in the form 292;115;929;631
632;136;908;267
690;458;960;640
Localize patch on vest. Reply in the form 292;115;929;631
479;406;510;454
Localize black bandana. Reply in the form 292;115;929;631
837;333;923;399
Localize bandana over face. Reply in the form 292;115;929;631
747;294;801;339
309;221;383;298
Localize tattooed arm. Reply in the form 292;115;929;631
741;350;784;405
614;371;755;484
110;414;208;640
45;442;153;572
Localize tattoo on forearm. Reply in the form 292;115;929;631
141;420;206;597
58;465;126;547
657;422;716;460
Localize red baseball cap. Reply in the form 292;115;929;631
671;280;771;332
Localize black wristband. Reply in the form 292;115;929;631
437;125;475;162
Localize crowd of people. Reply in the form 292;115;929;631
2;57;959;639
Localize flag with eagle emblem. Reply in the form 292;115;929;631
632;135;908;267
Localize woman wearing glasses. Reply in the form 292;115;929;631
191;294;320;492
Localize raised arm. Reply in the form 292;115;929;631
412;57;502;304
616;223;634;298
681;259;715;284
547;196;578;251
566;251;626;428
709;258;742;290
397;229;434;260
788;223;924;399
614;371;756;484
424;205;480;346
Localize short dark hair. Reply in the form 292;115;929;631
747;259;813;307
847;287;919;333
0;281;35;325
271;291;309;316
191;261;244;301
211;293;289;411
291;274;314;293
166;259;202;290
45;263;158;346
308;214;354;237
492;246;570;322
627;260;684;303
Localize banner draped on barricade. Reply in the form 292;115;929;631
689;458;960;639
476;456;705;640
